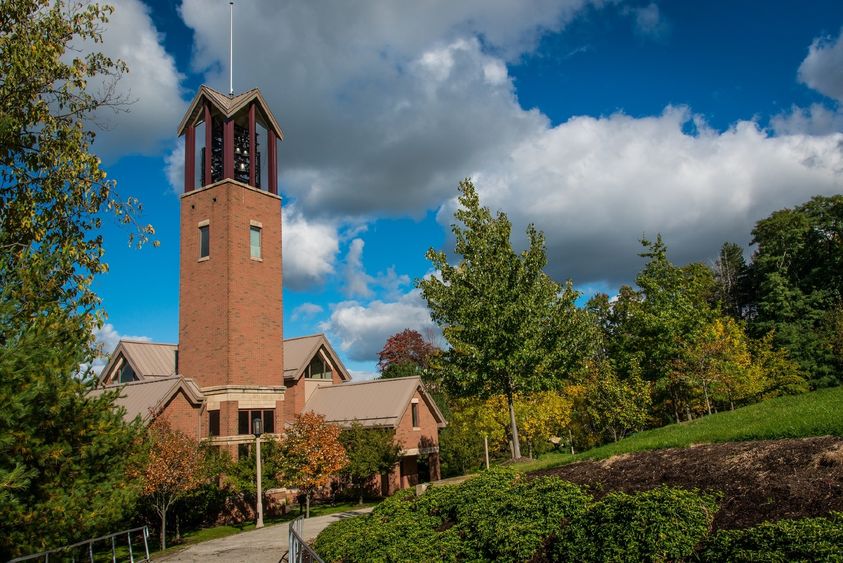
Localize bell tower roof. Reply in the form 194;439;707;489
176;85;284;140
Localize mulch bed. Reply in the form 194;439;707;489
529;436;843;530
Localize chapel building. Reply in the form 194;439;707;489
93;85;445;492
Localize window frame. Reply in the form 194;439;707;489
209;410;220;437
249;224;262;260
198;222;210;260
411;401;420;429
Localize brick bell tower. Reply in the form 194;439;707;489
176;86;285;444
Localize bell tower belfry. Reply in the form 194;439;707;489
176;86;285;439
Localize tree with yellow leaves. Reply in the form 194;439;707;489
274;413;348;517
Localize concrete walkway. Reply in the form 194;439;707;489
158;507;373;563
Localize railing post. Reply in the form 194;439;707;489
128;531;134;563
111;535;116;563
88;542;94;562
143;526;150;561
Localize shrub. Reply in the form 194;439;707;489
555;486;719;562
452;468;591;562
312;513;373;563
701;512;843;562
314;486;469;562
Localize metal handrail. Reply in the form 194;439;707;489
287;516;324;563
8;526;150;563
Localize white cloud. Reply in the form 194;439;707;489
291;302;324;321
451;107;843;284
798;28;843;103
320;290;437;362
343;238;373;298
623;3;668;39
164;138;185;194
282;205;340;290
772;104;843;136
177;2;843;289
82;0;186;160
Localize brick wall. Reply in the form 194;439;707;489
394;390;440;451
158;390;202;440
178;181;284;391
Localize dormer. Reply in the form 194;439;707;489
177;85;284;194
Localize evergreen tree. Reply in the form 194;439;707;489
0;294;143;559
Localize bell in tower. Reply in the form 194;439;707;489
176;86;284;194
175;85;287;431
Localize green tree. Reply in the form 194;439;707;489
713;242;749;319
747;195;843;386
0;296;143;559
582;359;651;443
418;180;592;459
339;422;401;504
1;0;155;336
0;2;156;556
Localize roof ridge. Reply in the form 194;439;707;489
121;339;177;346
331;376;421;387
284;333;325;342
103;375;182;388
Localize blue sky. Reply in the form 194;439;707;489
88;0;843;378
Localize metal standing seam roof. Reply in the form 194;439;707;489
176;85;285;139
303;376;446;428
98;340;177;385
283;334;351;381
89;376;203;424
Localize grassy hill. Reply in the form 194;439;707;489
518;385;843;473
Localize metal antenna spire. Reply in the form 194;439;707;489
229;1;234;96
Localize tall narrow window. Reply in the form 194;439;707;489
412;402;420;428
250;225;261;259
209;411;220;437
199;224;210;259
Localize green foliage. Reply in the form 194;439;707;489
0;0;155;332
714;241;750;319
555;486;718;562
419;179;593;458
453;468;591;562
582;359;651;442
747;195;843;386
0;297;143;559
701;513;843;562
339;423;401;502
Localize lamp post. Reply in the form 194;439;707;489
252;417;264;529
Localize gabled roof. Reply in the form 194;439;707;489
177;85;284;139
303;376;447;429
98;340;177;385
283;334;351;382
90;376;204;424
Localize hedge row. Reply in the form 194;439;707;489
313;467;843;562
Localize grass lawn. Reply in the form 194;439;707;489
515;385;843;473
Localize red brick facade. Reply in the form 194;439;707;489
178;180;284;390
157;389;203;440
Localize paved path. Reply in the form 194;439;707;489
158;507;373;563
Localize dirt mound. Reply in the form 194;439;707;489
530;436;843;530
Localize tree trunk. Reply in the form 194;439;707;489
507;391;522;459
702;380;712;415
306;492;311;518
159;506;167;551
568;428;574;455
